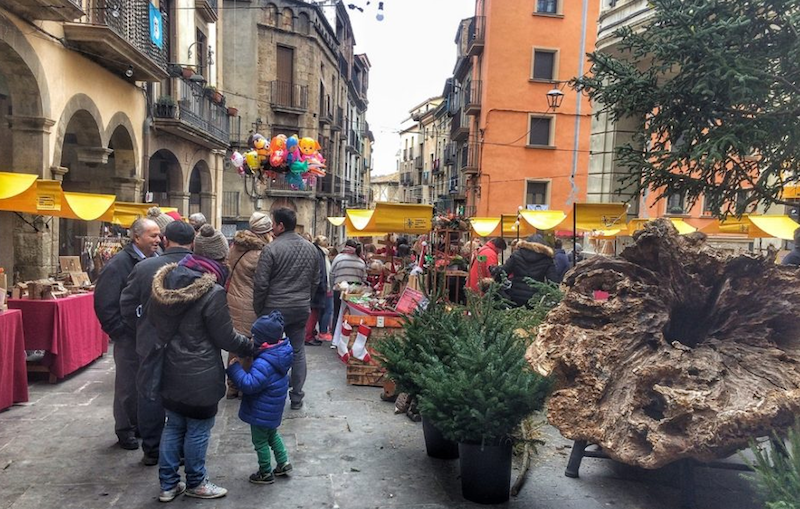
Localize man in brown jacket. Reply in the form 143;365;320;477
225;212;273;398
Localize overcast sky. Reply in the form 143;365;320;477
347;0;475;176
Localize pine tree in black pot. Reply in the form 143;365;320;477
417;289;553;504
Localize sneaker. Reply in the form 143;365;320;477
249;470;275;484
318;332;333;341
274;462;293;476
159;481;186;503
141;453;159;466
290;400;303;410
185;479;228;499
305;338;323;346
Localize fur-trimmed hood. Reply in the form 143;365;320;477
516;240;554;258
151;263;217;311
232;229;267;251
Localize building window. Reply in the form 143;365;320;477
526;181;549;208
536;0;559;15
702;196;717;216
532;49;557;81
666;192;686;215
528;115;554;147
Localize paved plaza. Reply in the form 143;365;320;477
0;345;761;509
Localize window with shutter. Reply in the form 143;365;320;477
533;50;556;80
528;116;553;146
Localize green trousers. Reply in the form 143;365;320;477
251;425;288;473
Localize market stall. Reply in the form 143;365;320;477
7;293;108;382
0;309;28;410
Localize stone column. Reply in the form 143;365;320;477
7;115;56;177
200;192;215;227
112;177;145;203
168;191;190;217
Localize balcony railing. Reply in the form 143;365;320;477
332;107;344;131
465;80;482;116
414;155;423;170
318;175;342;195
152;77;230;148
462;142;480;174
222;191;240;218
270;81;308;112
444;142;457;165
467;16;486;56
260;176;315;195
451;109;469;141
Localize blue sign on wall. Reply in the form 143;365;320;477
149;3;163;49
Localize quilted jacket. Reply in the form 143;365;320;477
227;340;294;428
226;230;267;336
253;231;320;314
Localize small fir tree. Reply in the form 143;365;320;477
747;425;800;509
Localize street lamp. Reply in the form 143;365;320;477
546;87;565;109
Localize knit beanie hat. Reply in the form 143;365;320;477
146;206;175;234
251;310;285;345
194;224;229;261
249;211;273;236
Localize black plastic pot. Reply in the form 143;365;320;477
458;439;512;504
422;417;459;459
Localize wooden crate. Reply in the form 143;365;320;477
344;315;403;387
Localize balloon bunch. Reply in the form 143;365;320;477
229;133;327;191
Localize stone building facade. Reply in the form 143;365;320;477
222;0;370;245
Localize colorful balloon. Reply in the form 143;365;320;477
230;151;244;170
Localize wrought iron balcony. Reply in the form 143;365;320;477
465;80;482;116
318;175;342;196
414;156;423;170
152;77;230;149
255;176;315;197
270;81;308;113
0;0;84;21
462;142;480;174
63;0;168;82
444;142;457;166
332;107;344;132
467;16;485;57
451;110;469;142
196;0;218;22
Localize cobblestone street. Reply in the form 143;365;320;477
0;345;760;509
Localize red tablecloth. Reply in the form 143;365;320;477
7;293;109;379
0;309;29;410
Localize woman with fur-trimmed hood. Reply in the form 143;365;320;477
497;233;558;307
224;213;273;398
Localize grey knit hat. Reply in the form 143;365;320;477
146;206;175;234
194;224;229;261
249;211;273;236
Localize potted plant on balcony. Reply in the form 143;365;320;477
416;287;553;504
226;105;239;117
204;85;223;104
181;66;195;79
155;95;176;118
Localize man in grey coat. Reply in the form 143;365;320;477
119;220;195;466
253;207;320;409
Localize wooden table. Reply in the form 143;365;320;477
0;309;29;410
7;293;108;381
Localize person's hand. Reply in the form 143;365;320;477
230;357;240;365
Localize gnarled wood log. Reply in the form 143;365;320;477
527;218;800;469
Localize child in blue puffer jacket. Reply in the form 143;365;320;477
227;310;294;484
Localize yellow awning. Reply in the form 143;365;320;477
574;202;628;231
519;210;568;231
628;218;698;235
327;216;346;227
748;215;799;240
590;229;623;239
470;217;501;237
345;203;432;236
0;172;37;200
0;176;62;215
58;192;116;221
113;202;152;227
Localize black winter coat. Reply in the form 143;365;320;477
120;247;192;358
499;240;558;307
149;263;254;419
782;248;800;266
94;244;144;342
253;231;320;314
311;244;329;309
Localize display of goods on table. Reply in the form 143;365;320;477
527;218;800;469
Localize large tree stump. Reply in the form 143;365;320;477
527;218;800;469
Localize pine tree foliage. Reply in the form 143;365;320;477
416;288;554;445
747;426;800;508
575;0;800;217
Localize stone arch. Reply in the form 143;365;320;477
105;111;139;175
188;159;213;220
297;12;310;35
281;7;294;31
264;3;278;26
148;148;184;212
0;13;49;118
53;94;105;169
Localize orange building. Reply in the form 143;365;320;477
459;0;599;218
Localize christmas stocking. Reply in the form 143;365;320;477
337;321;353;363
350;324;372;363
